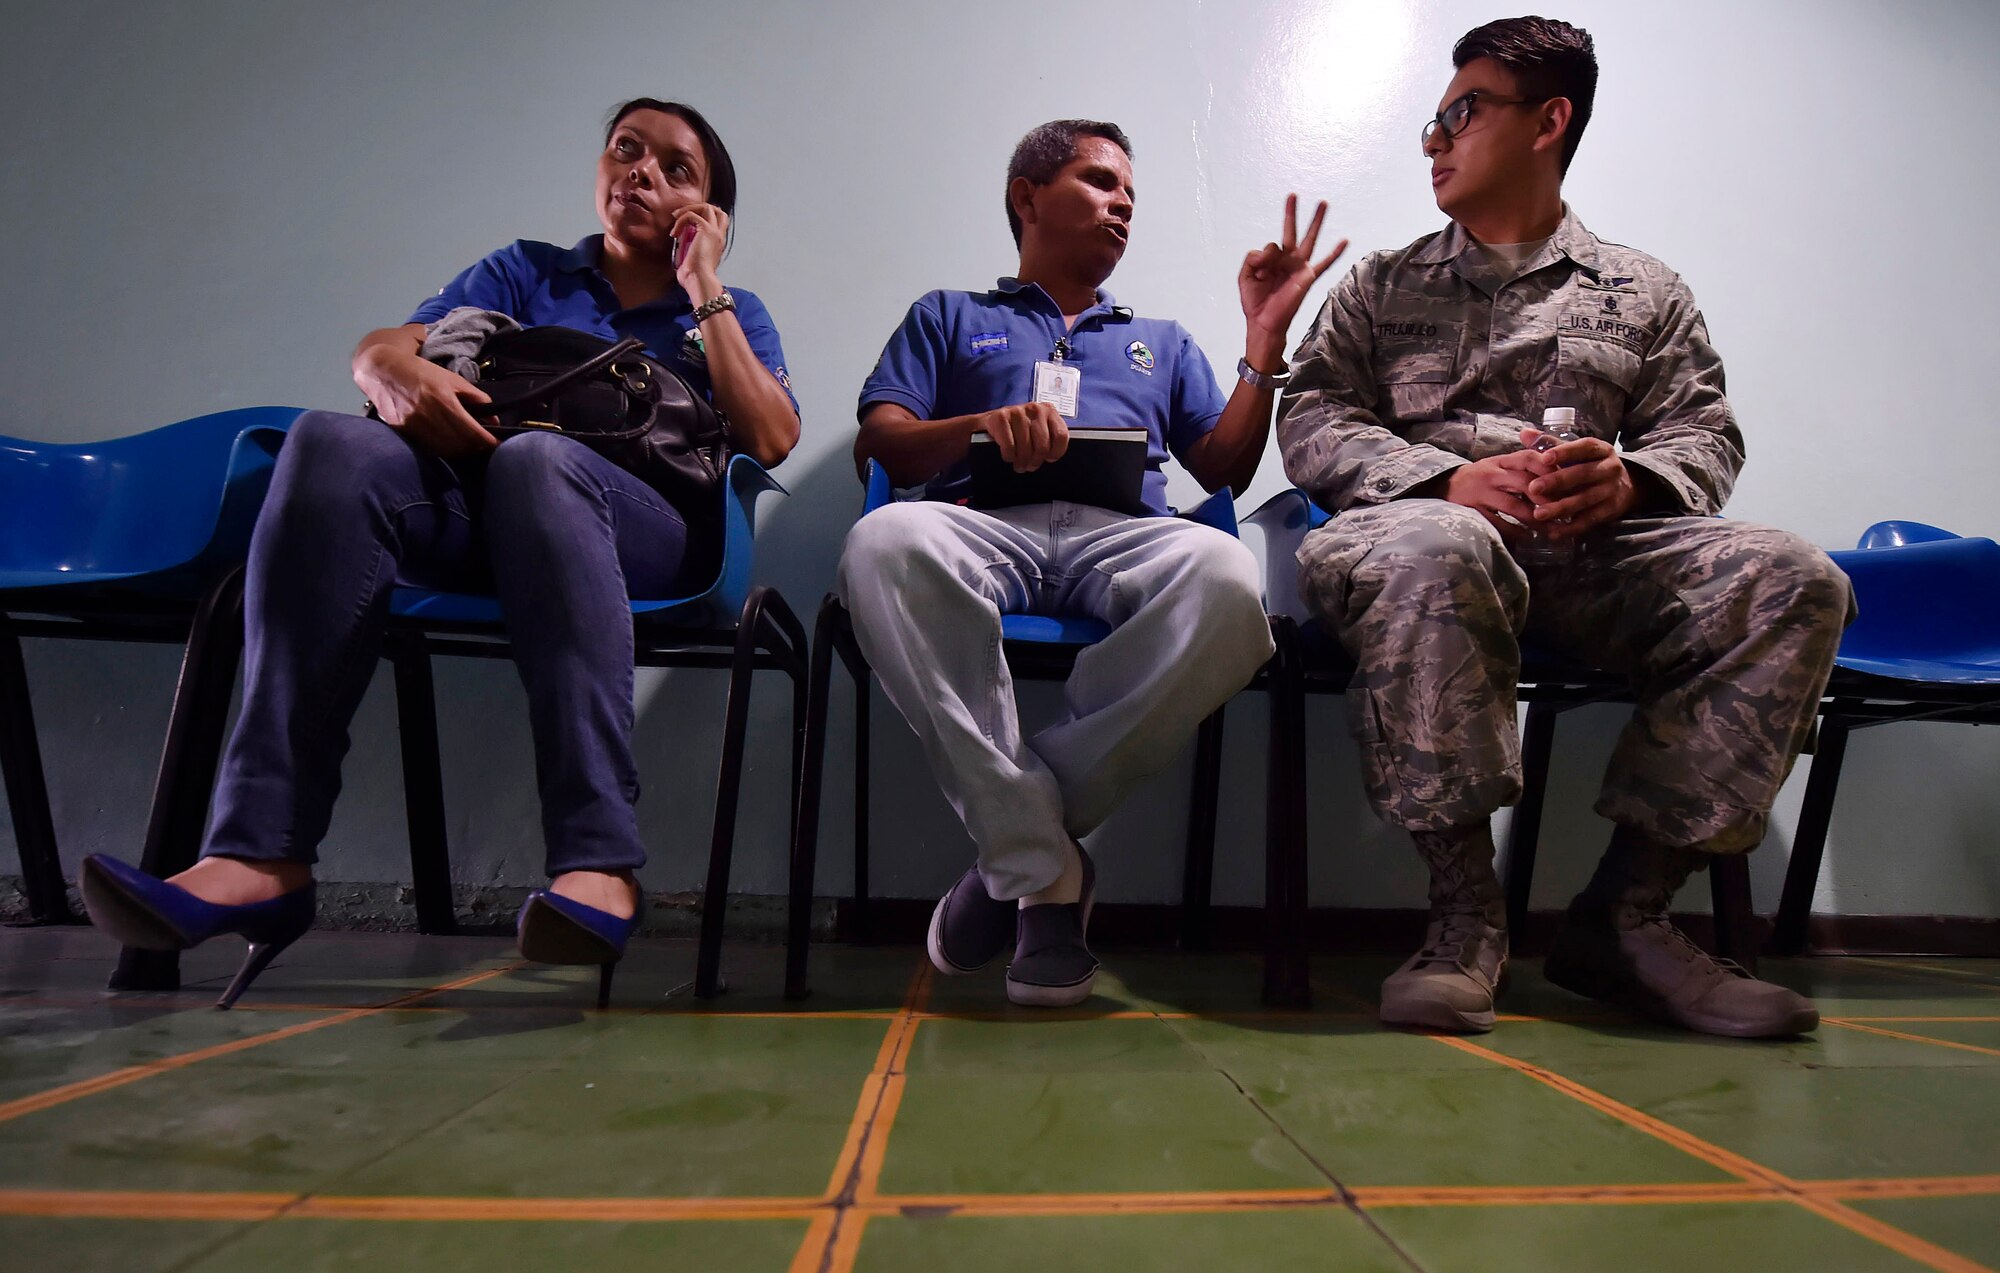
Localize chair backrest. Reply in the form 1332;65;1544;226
0;407;301;589
1242;488;1322;622
634;453;787;621
1856;520;1961;549
1830;535;2000;674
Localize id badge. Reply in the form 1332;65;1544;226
1032;360;1081;418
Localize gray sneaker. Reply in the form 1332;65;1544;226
926;866;1014;976
1544;916;1819;1038
1380;908;1508;1033
1005;847;1098;1008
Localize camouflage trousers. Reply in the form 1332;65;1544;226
1298;501;1855;854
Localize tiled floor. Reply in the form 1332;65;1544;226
1;928;1995;1272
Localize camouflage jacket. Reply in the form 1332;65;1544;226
1276;206;1744;516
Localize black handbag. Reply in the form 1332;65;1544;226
465;326;730;513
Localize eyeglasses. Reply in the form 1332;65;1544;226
1421;90;1553;147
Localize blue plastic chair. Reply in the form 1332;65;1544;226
0;408;302;931
787;463;1313;1004
379;455;807;997
1243;486;1762;968
1773;523;2000;952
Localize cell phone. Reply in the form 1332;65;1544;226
672;223;699;270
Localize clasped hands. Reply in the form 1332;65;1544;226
1440;428;1640;541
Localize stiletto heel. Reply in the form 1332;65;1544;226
218;936;301;1010
516;887;640;1008
80;854;315;1008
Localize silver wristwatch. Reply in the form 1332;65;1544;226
1237;356;1292;389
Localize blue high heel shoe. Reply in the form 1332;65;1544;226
80;854;316;1010
516;888;640;1009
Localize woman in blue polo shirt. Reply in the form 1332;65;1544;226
80;99;800;1006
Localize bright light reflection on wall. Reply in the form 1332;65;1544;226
1260;0;1422;155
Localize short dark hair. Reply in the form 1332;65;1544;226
604;98;739;248
1452;16;1597;174
1004;119;1133;247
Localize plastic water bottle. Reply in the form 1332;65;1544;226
1518;407;1579;569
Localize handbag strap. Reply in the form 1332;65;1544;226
467;335;649;416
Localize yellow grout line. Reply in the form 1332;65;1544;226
4;1176;1997;1224
1848;959;2000;994
1805;1176;2000;1201
1833;1017;2000;1024
827;1211;870;1269
0;964;520;1125
792;960;932;1273
785;1211;837;1272
1429;1035;1995;1273
1822;1019;2000;1059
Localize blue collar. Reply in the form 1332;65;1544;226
553;235;603;275
558;235;692;312
992;277;1133;324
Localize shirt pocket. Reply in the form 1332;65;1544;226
1555;334;1642;434
1375;349;1454;422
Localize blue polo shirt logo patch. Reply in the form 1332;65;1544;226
1126;340;1155;373
969;331;1009;355
682;326;707;364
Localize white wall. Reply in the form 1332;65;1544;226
3;0;1995;919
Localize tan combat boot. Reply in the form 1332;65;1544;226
1545;830;1818;1038
1380;822;1508;1033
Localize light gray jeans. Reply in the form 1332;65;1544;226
836;500;1274;900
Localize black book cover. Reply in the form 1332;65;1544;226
967;428;1150;516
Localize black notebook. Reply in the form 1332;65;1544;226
967;428;1150;516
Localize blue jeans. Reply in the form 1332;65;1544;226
202;410;690;875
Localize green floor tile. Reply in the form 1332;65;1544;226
1548;1064;2000;1180
876;1071;1325;1195
1478;1017;1998;1074
574;1014;889;1074
852;1209;1408;1273
329;1068;857;1198
1166;1016;1500;1074
1853;1196;2000;1269
0;1218;252;1273
0;1003;336;1100
1371;1201;1937;1273
0;1067;514;1193
195;1009;622;1075
184;1217;811;1272
1090;952;1279;1014
1828;1019;2000;1056
906;1018;1210;1074
1242;1065;1734;1188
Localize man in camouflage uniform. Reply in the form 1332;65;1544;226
1278;16;1854;1037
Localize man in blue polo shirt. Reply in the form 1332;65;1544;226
838;119;1345;1006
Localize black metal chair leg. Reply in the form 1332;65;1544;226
390;642;456;936
0;627;76;923
694;587;770;998
1774;712;1850;956
1708;853;1759;974
787;595;842;999
1262;619;1311;1008
1503;700;1561;939
843;618;874;945
114;567;248;991
1178;706;1224;952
